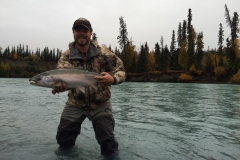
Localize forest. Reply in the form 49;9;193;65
0;4;239;83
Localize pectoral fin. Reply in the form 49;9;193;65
77;86;85;93
91;83;98;90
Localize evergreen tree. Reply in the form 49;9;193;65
218;23;224;67
114;47;120;56
159;37;169;71
182;20;187;43
0;46;2;57
170;30;176;53
218;23;224;49
177;22;182;47
224;4;239;72
170;30;178;70
26;45;29;57
154;43;161;70
224;4;232;31
137;45;148;73
164;45;170;70
117;16;129;51
160;36;164;50
117;16;129;66
108;45;112;52
53;48;56;61
92;33;98;40
231;12;239;41
196;32;204;69
187;9;195;70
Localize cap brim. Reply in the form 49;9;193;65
73;24;91;30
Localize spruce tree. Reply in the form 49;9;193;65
196;32;204;69
117;16;129;51
92;33;98;40
154;43;161;70
137;45;148;73
177;22;182;47
170;30;176;53
170;30;178;70
187;9;195;70
182;20;187;42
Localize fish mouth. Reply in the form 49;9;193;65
29;77;37;84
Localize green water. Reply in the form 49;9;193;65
0;79;240;160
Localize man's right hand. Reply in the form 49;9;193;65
52;83;67;95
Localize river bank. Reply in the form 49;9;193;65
0;59;235;84
126;71;232;84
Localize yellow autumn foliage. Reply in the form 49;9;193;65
189;64;202;75
0;62;11;72
13;53;18;60
214;67;227;77
233;38;240;58
178;39;188;71
147;51;155;71
230;69;240;83
179;73;192;82
31;54;41;63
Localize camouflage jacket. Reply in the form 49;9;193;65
57;40;126;110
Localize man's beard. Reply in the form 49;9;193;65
75;35;90;47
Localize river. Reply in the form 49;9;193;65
0;78;240;160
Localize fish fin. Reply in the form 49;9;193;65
77;86;85;93
91;83;98;90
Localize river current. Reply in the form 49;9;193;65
0;78;240;160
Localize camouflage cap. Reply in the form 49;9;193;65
72;18;93;32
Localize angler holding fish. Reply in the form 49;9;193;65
29;18;126;156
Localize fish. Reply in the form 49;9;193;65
29;68;102;93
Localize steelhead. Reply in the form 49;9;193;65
29;68;101;93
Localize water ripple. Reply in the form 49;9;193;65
1;79;240;160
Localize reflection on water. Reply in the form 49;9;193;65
0;79;240;160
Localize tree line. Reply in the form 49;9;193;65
0;4;239;82
113;4;240;82
0;44;62;62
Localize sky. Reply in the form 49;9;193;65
0;0;240;53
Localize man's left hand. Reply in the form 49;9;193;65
94;72;114;85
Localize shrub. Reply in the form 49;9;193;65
230;69;240;84
214;67;227;77
179;73;192;82
189;64;202;75
189;64;196;74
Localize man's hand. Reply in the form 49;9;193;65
94;72;114;85
52;83;67;95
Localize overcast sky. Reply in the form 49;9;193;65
0;0;239;53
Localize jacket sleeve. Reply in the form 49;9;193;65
56;50;73;69
111;56;126;85
100;45;126;85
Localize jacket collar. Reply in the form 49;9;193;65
69;41;99;60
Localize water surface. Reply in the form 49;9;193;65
0;78;240;160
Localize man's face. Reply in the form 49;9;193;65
73;26;92;47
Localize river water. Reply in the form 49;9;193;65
0;78;240;160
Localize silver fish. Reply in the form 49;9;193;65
29;68;101;93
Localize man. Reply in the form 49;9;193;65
52;17;126;156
